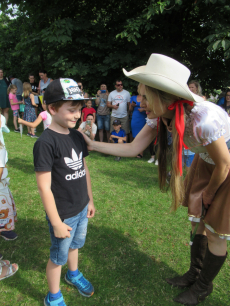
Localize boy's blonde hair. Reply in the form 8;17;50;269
23;82;32;98
7;84;17;95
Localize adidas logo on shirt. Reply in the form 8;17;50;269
64;149;86;180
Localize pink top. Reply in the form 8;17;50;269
9;93;19;111
39;111;52;130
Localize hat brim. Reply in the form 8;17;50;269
123;67;204;103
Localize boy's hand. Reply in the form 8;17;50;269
53;222;72;238
87;201;95;218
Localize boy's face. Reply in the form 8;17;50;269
86;100;92;108
86;115;94;123
113;124;121;132
29;76;35;83
50;101;82;129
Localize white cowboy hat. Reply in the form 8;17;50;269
123;54;204;103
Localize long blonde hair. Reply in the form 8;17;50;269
188;80;203;97
7;84;17;95
23;82;32;98
144;84;185;211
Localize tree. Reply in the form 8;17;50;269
0;0;229;94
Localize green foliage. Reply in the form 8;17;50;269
0;0;230;94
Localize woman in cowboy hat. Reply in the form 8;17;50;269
82;54;229;305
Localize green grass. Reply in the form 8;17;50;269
0;111;229;305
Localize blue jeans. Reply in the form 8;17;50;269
183;154;195;167
97;114;110;131
46;204;88;265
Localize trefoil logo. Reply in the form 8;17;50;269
64;149;86;181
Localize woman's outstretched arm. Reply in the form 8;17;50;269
83;124;157;157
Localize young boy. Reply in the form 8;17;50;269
110;119;126;161
81;99;96;122
33;78;95;306
78;113;97;140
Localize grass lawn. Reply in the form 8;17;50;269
0;111;229;306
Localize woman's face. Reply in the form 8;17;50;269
40;73;47;80
188;83;198;94
226;92;230;104
139;84;167;118
0;70;3;79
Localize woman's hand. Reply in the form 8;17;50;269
202;189;215;208
81;131;94;150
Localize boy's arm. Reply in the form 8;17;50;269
81;111;84;122
93;113;96;121
18;115;43;128
84;159;95;218
36;171;72;237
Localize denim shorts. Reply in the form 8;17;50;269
46;204;88;266
97;114;110;130
183;154;195;167
13;110;19;117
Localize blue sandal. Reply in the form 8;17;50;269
44;293;66;306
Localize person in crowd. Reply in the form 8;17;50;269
38;70;53;94
0;138;18;241
107;80;131;136
0;257;18;280
81;99;96;122
129;86;147;158
18;103;51;131
22;83;38;138
78;113;97;140
0;69;10;124
7;84;23;132
28;73;41;115
9;75;24;117
221;89;230;115
95;84;110;142
77;82;89;99
188;80;205;100
82;54;229;305
109;119;126;161
34;78;95;306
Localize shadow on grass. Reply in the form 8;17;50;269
1;219;226;305
7;157;34;174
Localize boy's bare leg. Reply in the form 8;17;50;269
67;248;78;271
46;259;62;294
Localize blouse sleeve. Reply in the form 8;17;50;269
194;108;227;146
146;118;158;129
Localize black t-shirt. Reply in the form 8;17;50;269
30;82;38;93
33;128;89;219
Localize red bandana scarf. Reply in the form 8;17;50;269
167;100;194;176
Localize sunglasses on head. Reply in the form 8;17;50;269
116;83;123;86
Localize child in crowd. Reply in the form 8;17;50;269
78;113;97;140
22;82;38;138
18;103;51;131
0;139;18;241
81;99;96;122
7;85;23;132
33;79;95;306
110;119;126;161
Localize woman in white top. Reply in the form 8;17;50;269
38;70;53;94
82;54;229;305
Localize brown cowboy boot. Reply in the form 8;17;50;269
166;233;207;288
173;248;227;305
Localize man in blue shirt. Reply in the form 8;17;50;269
110;119;126;161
